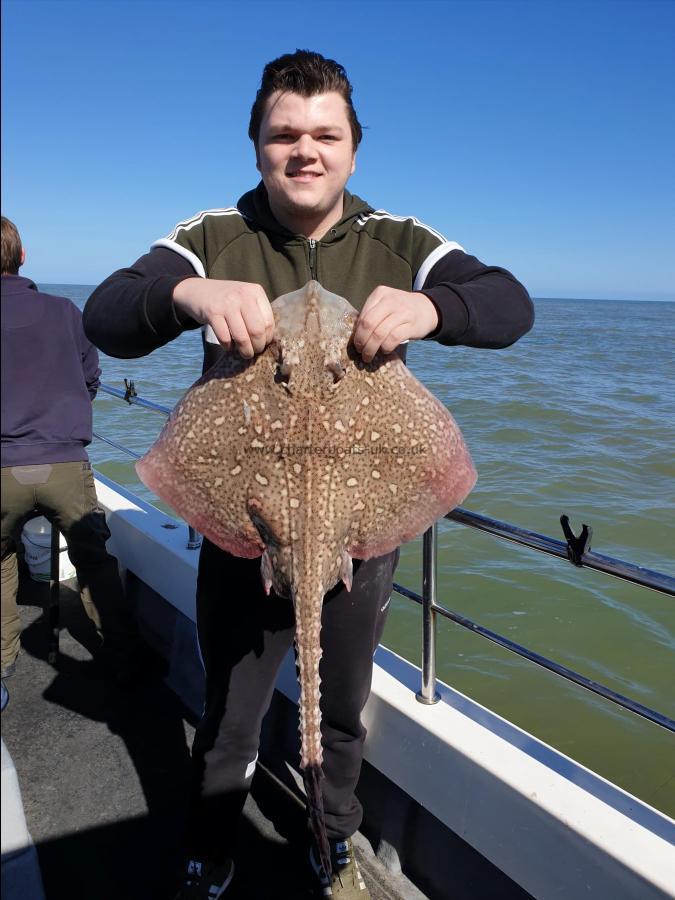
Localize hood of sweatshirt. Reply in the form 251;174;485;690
237;181;373;243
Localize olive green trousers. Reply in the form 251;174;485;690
1;461;134;669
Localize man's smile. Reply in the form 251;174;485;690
287;171;322;182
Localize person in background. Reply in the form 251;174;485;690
84;50;534;899
1;216;144;687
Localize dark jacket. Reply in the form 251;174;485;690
1;275;100;466
84;183;534;369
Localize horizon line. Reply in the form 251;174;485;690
28;281;675;304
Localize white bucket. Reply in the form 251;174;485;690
21;516;76;583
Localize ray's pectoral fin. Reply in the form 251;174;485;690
135;352;287;562
342;363;477;561
135;415;264;559
346;433;476;560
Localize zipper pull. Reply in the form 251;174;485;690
308;239;317;280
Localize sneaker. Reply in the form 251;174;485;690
173;858;234;899
310;838;370;898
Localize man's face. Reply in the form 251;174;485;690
256;90;356;235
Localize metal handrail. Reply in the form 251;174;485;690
99;382;172;416
416;524;440;705
445;508;675;595
95;385;200;549
395;577;675;733
93;381;675;733
93;431;141;459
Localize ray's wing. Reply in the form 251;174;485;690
136;350;288;557
332;354;477;560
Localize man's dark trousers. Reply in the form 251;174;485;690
185;537;398;863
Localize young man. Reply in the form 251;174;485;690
84;50;534;899
0;217;143;686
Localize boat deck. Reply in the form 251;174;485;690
1;574;425;900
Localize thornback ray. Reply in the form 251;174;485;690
136;280;477;876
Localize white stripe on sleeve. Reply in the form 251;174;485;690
164;207;244;241
413;241;465;291
151;239;206;277
356;210;449;243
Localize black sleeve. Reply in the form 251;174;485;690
83;247;201;359
420;249;534;349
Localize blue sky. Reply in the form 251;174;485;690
2;0;674;300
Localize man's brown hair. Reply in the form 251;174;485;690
1;216;23;275
248;49;363;150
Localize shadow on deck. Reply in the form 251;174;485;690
1;574;417;900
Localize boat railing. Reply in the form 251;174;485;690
91;381;675;735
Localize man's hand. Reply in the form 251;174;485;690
352;287;439;363
172;279;275;359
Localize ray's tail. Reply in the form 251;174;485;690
294;584;332;877
303;764;332;877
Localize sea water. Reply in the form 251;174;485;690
45;285;675;817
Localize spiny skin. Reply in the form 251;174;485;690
136;280;477;874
